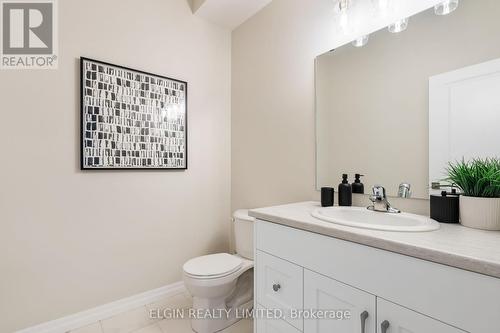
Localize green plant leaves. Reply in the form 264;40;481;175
445;157;500;198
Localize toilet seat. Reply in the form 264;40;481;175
183;253;243;279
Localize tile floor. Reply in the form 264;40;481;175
69;291;253;333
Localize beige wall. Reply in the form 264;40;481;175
231;0;448;214
232;0;326;212
0;0;231;331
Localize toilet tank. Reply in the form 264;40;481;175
233;209;255;260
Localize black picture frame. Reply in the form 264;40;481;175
80;57;188;170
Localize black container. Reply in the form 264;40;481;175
352;174;364;194
321;187;335;207
338;174;352;206
430;191;460;223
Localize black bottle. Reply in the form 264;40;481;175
338;174;352;206
352;174;364;194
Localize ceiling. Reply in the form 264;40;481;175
188;0;273;30
186;0;446;33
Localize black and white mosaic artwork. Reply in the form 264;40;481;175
80;58;187;169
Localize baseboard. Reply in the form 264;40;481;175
15;281;186;333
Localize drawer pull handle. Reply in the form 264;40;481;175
272;283;281;292
360;311;369;333
381;320;390;333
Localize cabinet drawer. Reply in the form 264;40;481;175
256;250;303;330
377;298;466;333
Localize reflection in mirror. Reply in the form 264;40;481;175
429;59;500;193
315;0;500;199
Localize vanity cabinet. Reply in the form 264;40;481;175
255;219;499;333
256;261;463;333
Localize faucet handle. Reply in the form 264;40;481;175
368;185;401;213
372;185;386;199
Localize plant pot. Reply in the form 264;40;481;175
460;196;500;230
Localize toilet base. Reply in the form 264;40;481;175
189;269;253;333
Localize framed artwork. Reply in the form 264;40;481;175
80;57;187;170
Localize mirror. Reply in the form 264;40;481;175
429;58;500;193
316;0;500;199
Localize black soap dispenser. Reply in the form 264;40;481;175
352;174;364;194
338;174;352;206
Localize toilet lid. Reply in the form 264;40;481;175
183;253;242;278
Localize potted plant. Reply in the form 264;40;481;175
446;158;500;230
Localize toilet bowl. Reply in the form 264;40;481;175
183;210;255;333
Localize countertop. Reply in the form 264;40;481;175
249;201;500;279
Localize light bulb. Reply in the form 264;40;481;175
434;0;459;16
388;17;409;33
352;35;369;48
339;12;349;32
337;0;351;33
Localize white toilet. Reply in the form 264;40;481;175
183;210;255;333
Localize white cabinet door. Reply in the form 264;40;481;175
304;269;376;333
256;250;304;330
377;299;466;333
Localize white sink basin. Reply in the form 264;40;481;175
311;206;440;232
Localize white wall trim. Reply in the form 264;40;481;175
15;281;186;333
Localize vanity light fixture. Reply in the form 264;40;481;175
336;0;352;12
434;0;459;16
388;17;409;33
336;0;352;33
352;35;369;47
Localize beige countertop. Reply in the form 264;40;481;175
249;201;500;279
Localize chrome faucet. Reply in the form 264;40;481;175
368;185;401;213
398;183;412;198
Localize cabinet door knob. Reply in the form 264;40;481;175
381;320;390;333
360;311;369;333
272;283;281;292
